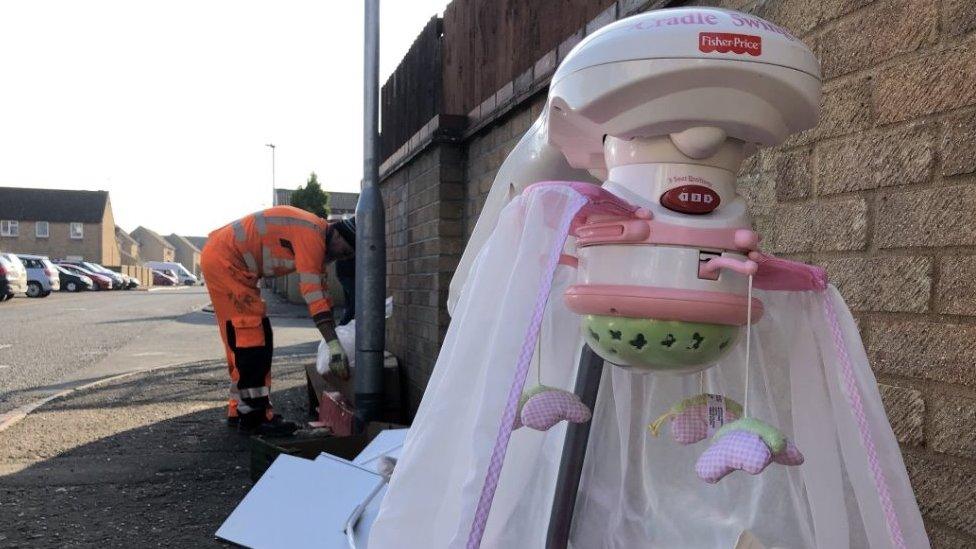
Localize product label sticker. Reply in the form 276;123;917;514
699;32;762;56
706;393;727;437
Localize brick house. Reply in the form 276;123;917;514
0;186;122;265
326;191;359;220
273;188;294;207
378;0;976;543
115;226;141;266
130;226;175;263
164;233;202;276
274;187;359;221
184;236;208;252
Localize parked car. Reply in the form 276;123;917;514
152;269;179;286
17;254;60;297
121;273;140;289
55;265;93;292
87;262;126;290
0;253;28;301
57;263;113;291
115;271;136;289
145;261;198;286
58;260;124;290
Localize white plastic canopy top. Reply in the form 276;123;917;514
369;184;928;549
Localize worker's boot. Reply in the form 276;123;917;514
238;412;299;437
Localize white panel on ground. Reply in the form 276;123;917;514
352;428;407;472
303;429;408;547
216;454;383;549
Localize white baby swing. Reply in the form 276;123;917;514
369;8;929;549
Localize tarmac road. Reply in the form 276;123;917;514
0;286;321;418
0;354;314;548
0;286;324;547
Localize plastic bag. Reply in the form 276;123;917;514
315;297;393;375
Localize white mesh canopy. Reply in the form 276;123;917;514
369;184;927;549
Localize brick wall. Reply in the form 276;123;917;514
686;1;976;545
463;97;544;236
381;142;467;412
0;221;106;263
381;1;976;544
99;200;121;267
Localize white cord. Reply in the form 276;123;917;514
744;274;754;417
699;371;705;395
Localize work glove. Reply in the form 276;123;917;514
327;339;350;380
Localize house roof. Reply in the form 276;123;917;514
184;236;209;251
131;226;175;250
115;226;139;247
329;191;359;212
165;233;201;253
120;249;140;264
0;187;110;223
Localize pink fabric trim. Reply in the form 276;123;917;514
564;284;764;326
751;252;828;291
822;294;906;549
466;191;588;549
525;181;641;232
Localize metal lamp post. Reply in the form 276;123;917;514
265;143;276;206
354;0;386;430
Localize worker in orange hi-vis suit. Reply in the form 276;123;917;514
201;206;355;436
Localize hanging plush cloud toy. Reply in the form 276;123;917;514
514;386;592;431
696;417;805;483
649;393;742;445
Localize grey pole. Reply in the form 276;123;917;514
265;143;276;205
354;0;386;430
545;345;604;548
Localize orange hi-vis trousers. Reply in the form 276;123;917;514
202;206;334;420
201;238;273;420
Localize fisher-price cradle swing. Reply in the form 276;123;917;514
370;7;928;549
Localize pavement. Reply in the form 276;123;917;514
0;287;326;547
0;354;315;548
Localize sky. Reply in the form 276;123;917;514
0;0;451;236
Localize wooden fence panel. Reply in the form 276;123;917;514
379;1;616;162
441;0;615;116
380;16;443;160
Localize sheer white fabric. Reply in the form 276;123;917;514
369;186;927;549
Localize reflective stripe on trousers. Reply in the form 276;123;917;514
303;289;326;303
239;386;270;399
229;383;256;415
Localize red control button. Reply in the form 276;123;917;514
661;185;720;214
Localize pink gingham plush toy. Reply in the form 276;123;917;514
695;417;804;484
514;386;592;431
649;394;743;445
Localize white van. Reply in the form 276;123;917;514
144;261;198;286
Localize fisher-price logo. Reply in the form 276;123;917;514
699;32;762;56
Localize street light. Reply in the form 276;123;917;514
355;0;386;430
265;143;276;206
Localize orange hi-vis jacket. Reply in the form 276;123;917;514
210;205;333;325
